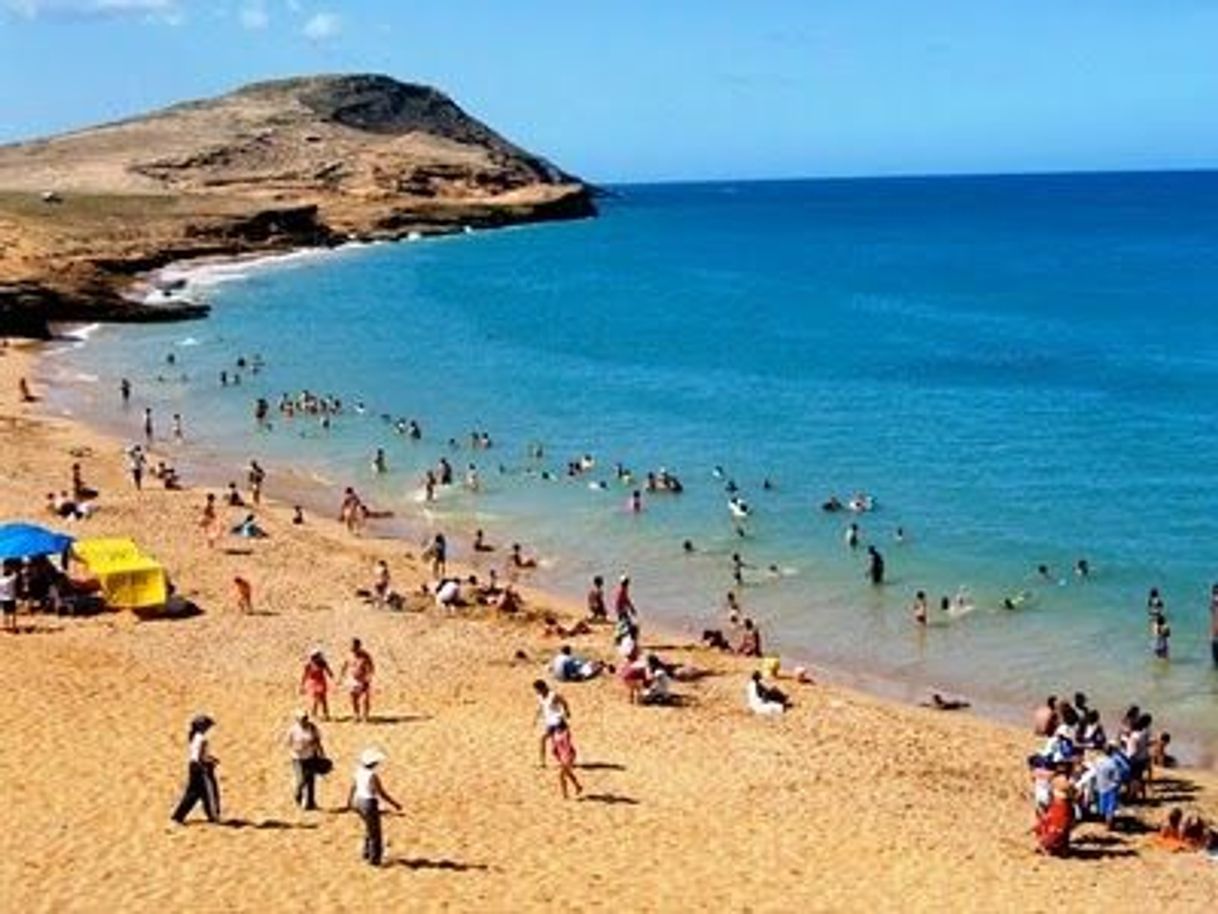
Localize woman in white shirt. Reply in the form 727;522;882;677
346;748;401;866
171;715;220;823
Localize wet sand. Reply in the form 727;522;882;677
2;340;1216;912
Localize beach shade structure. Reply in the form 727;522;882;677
71;537;168;612
0;523;74;561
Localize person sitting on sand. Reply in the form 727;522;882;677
746;671;788;716
226;482;245;507
701;628;733;651
1151;732;1176;769
496;585;523;614
231;513;268;539
18;377;35;403
340;638;375;722
551;645;604;682
70;463;97;501
300;648;334;720
736;618;762;657
639;654;676;706
473;529;495;553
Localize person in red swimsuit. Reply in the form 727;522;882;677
300;648;334;721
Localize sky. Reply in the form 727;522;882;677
0;0;1216;182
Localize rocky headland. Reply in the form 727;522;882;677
0;74;595;337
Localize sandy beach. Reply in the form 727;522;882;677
2;340;1216;912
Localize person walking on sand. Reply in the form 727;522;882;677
247;460;265;506
301;648;334;720
286;710;327;811
233;576;253;614
171;715;220;824
340;638;375;722
199;493;219;548
532;679;573;770
127;445;146;490
346;748;402;866
531;681;582;798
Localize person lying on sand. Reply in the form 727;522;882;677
551;645;604;682
920;692;971;711
543;615;592;638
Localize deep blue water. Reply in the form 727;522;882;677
53;172;1218;757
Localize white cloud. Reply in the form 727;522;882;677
3;0;178;18
301;10;338;41
239;1;266;30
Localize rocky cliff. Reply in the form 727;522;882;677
0;74;595;337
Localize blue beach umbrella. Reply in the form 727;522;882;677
0;523;75;560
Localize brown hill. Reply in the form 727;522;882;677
0;74;595;337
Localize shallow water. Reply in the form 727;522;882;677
48;172;1218;761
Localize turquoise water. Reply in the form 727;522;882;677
52;173;1218;759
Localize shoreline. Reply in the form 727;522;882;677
33;308;1218;771
4;338;1218;909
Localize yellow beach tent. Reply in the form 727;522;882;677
72;537;168;611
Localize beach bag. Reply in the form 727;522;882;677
311;757;333;776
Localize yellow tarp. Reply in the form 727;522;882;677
73;537;168;610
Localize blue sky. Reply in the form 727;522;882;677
1;0;1215;182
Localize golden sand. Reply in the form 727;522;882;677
1;341;1216;912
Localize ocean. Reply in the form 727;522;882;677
47;171;1218;761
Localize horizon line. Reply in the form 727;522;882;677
598;165;1218;189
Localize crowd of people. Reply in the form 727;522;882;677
1026;693;1217;857
17;359;1212;868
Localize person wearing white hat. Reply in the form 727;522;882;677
346;748;401;866
171;715;220;823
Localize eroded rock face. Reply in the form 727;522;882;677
0;73;595;337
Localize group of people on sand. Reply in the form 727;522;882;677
1025;692;1216;856
171;638;399;865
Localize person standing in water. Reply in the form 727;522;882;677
845;523;860;549
1152;612;1171;659
346;748;402;866
120;378;131;404
867;545;885;585
171;715;220;824
142;407;154;441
